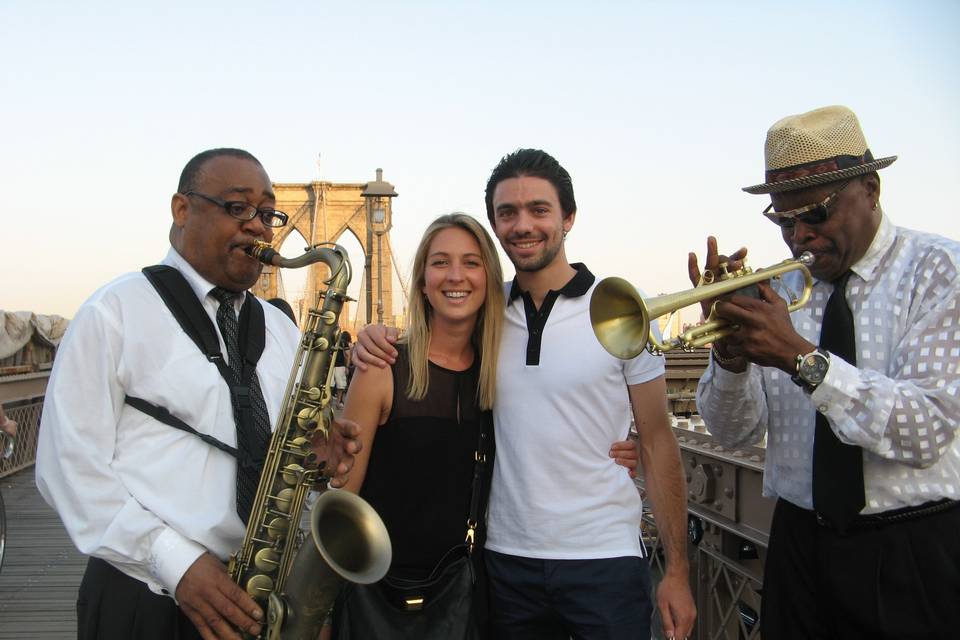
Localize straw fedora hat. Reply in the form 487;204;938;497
743;105;897;195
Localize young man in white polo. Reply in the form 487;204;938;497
357;149;695;640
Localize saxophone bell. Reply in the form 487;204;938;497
271;491;392;638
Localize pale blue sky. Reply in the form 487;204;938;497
3;1;958;318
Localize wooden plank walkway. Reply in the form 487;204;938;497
0;467;87;639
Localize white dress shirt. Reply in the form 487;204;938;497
36;248;300;597
697;215;960;514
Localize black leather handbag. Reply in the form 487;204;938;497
335;544;480;639
334;421;490;639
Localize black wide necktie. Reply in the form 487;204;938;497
812;271;865;530
211;287;272;524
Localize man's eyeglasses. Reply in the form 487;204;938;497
762;180;852;229
184;191;289;228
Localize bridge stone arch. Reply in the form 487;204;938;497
251;180;396;328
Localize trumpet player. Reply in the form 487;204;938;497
692;106;960;639
36;149;362;640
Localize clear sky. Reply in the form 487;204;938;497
2;1;958;320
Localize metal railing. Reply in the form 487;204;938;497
697;544;763;639
637;421;773;640
0;397;43;478
643;512;765;640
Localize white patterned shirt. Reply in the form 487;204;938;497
697;215;960;514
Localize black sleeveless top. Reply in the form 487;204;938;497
359;344;492;579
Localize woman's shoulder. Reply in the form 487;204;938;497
351;357;394;386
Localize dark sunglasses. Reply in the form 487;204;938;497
762;180;852;229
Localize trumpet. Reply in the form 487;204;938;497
590;252;814;358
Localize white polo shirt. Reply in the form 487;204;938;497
485;264;664;559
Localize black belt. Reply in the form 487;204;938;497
815;498;959;531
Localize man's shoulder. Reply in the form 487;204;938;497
259;296;301;347
81;270;155;312
893;225;960;277
58;271;159;347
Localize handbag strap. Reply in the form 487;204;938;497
465;412;491;554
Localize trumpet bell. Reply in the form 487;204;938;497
589;277;651;360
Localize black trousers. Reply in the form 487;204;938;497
762;498;960;640
485;550;653;640
77;557;202;640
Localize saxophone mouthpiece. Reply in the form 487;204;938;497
247;240;280;266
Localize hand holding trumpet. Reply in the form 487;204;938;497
688;237;815;373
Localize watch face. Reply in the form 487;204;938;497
801;353;829;385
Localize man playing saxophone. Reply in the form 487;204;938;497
36;148;362;640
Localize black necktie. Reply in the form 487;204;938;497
211;287;272;524
812;271;865;530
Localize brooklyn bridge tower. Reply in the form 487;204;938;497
251;169;399;329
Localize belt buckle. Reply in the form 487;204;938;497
815;512;829;527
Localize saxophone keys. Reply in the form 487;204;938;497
305;387;323;402
254;548;281;572
297;406;320;429
313;335;330;350
274;487;295;513
245;573;274;599
289;436;311;456
320;387;333;407
266;517;289;540
307;421;330;443
282;463;305;485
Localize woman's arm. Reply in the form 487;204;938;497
339;362;393;494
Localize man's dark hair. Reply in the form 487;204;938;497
484;148;577;226
178;148;262;194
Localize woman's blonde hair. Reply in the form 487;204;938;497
402;213;504;410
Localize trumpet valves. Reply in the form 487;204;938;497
718;259;752;280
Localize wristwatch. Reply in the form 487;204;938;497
792;348;830;392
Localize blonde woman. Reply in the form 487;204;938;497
334;213;504;639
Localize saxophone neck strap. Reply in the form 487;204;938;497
123;395;260;471
141;265;265;380
124;265;267;468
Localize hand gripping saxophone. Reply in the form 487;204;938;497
229;240;392;640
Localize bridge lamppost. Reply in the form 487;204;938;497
258;268;273;298
361;168;397;325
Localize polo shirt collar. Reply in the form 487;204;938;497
508;262;595;302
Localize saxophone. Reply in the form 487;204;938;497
229;240;392;640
